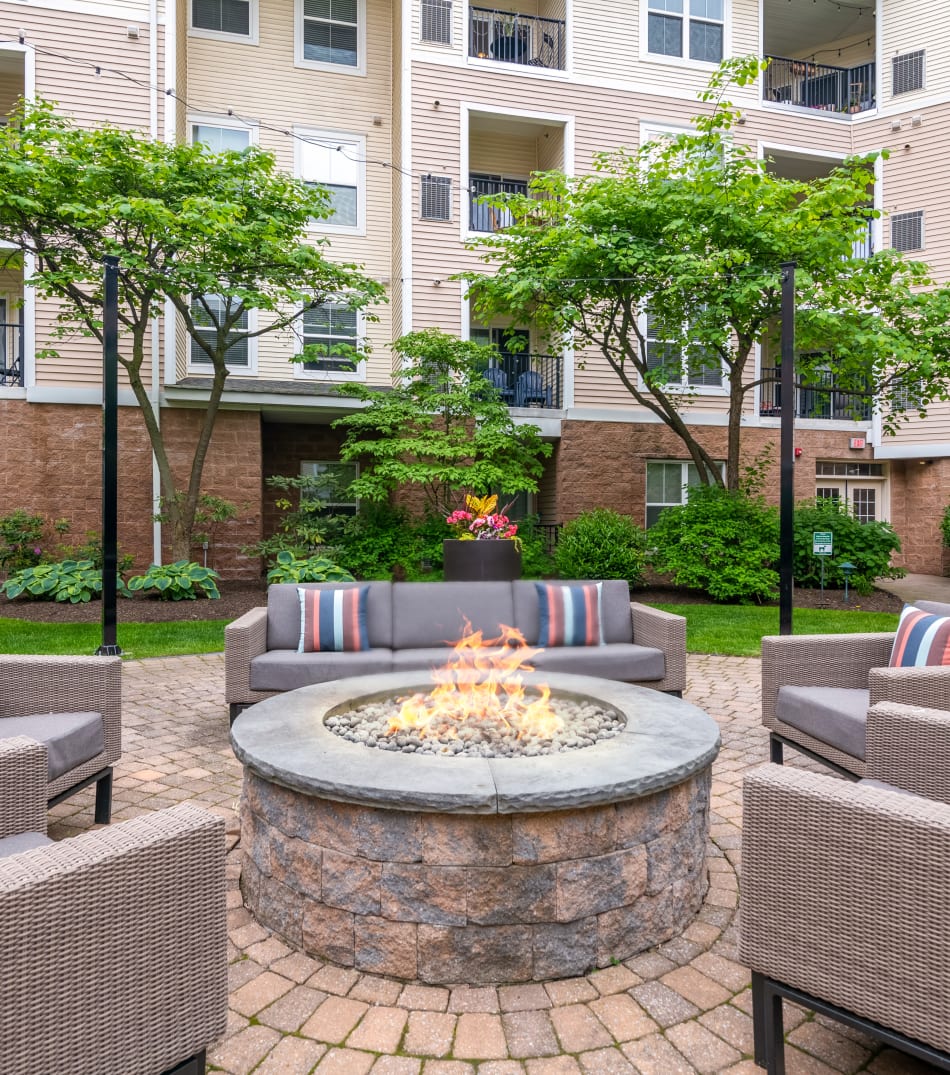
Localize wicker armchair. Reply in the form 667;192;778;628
740;702;950;1073
0;736;227;1075
0;653;122;822
761;600;950;777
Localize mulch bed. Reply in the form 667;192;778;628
0;577;904;625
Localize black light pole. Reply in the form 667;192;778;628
97;255;121;656
779;262;796;636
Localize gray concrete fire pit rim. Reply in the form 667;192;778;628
230;671;721;814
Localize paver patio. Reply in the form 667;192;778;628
48;652;939;1074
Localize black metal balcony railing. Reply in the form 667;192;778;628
852;217;874;259
482;352;562;409
469;174;528;232
0;317;24;387
759;367;872;421
469;7;566;70
764;56;876;115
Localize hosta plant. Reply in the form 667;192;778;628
128;560;221;600
1;559;131;604
265;551;355;584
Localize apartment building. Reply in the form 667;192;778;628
0;0;947;578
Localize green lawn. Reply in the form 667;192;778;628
0;618;229;659
652;603;899;658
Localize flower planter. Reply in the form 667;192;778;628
443;539;522;582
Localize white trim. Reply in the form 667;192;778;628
294;0;366;76
22;253;35;390
639;0;729;70
13;0;163;19
188;0;259;45
292;303;367;384
295;128;367;236
400;0;413;337
26;386;140;406
186;298;258;375
873;442;950;460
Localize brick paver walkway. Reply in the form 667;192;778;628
49;653;936;1075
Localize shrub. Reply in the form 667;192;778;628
649;486;780;603
128;560;221;600
58;529;135;574
553;509;648;585
942;503;950;548
0;510;53;573
514;515;553;580
265;552;355;585
1;559;131;604
793;499;905;594
334;505;446;581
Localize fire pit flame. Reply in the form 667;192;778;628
385;623;564;740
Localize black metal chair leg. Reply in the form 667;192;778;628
763;978;786;1075
161;1050;206;1075
94;767;113;825
752;970;768;1067
770;735;784;764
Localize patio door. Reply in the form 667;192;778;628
815;480;886;523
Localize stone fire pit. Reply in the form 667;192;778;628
231;671;720;984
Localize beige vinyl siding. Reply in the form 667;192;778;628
881;0;948;101
883;401;950;446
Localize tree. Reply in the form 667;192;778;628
0;100;384;558
464;57;950;490
334;329;552;515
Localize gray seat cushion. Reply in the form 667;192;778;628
530;643;665;682
776;685;870;761
512;580;634;645
391;648;461;673
0;713;104;780
266;582;393;650
0;831;53;858
392;582;516;649
250;649;394;692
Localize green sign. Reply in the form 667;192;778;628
813;531;833;556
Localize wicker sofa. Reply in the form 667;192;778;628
0;735;227;1075
225;579;686;722
761;599;950;778
740;702;950;1073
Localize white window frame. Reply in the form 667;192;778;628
294;0;366;75
300;460;360;515
293;300;367;383
295;128;366;236
187;294;258;375
188;112;258;152
638;310;728;395
189;0;259;45
645;459;724;528
640;0;728;69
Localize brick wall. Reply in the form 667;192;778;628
260;421;347;541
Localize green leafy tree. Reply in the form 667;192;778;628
464;57;950;490
334;329;552;515
0;100;384;559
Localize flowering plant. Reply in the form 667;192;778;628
446;494;519;542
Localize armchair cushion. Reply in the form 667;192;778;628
0;831;53;857
775;686;870;761
889;605;950;667
0;713;104;781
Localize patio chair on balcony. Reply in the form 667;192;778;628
482;364;513;403
0;654;122;823
741;701;950;1073
761;600;950;778
514;369;551;407
0;735;227;1075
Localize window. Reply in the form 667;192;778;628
892;50;925;96
421;174;452;221
299;0;360;68
191;123;251;153
191;0;253;38
647;0;723;64
645;312;723;389
891;210;923;252
189;294;249;368
300;461;359;516
299;302;361;375
645;461;705;527
421;0;452;44
297;133;364;230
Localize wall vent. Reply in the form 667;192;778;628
421;174;452;221
892;50;925;95
421;0;452;44
891;210;923;252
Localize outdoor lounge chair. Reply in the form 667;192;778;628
740;701;950;1073
0;735;227;1075
761;599;950;778
0;653;121;822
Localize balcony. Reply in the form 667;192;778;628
482;352;563;410
760;366;871;422
469;175;529;232
0;317;24;387
468;6;566;71
764;55;876;115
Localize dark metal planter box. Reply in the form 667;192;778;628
443;539;522;581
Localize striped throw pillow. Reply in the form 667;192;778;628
297;586;370;653
889;604;950;667
535;582;604;647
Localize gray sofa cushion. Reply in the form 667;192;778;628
250;649;394;693
776;685;870;761
391;648;465;674
530;643;665;682
512;580;633;645
0;831;53;858
392;582;516;649
267;582;393;650
0;713;104;780
916;600;950;618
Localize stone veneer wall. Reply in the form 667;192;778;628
239;767;711;985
